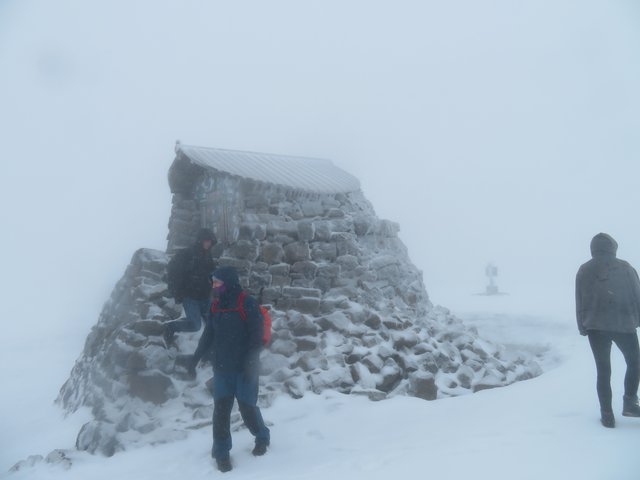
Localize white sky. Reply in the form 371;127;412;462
2;1;640;473
1;0;640;344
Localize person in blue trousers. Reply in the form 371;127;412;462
188;266;270;473
164;228;217;344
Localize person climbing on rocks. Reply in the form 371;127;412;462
576;232;640;428
187;265;270;473
164;228;217;345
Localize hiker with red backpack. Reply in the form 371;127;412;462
187;266;270;473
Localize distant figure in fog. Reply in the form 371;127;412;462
576;233;640;427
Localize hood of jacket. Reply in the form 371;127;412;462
590;233;618;258
211;266;242;306
195;228;217;245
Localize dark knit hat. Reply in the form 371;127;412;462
209;266;240;289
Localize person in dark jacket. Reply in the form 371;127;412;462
576;232;640;427
164;228;217;344
188;266;270;473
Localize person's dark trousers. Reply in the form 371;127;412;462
168;298;210;333
587;330;640;413
211;373;270;460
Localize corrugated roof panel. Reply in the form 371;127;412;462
178;144;360;194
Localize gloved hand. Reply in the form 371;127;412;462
175;296;184;304
242;357;259;382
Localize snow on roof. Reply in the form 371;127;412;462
177;144;361;194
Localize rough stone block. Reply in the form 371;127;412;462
237;223;256;240
310;367;350;393
269;263;290;277
376;219;400;237
285;376;308;399
335;236;359;257
330;218;354;234
294;297;321;315
291;261;318;279
311;242;338;262
377;363;403;393
295;336;318;351
260;353;291;375
217;257;252;275
127;372;174;405
336;255;359;271
410;372;438;400
76;421;121;457
254;223;267;241
272;234;297;245
282;287;322;299
261;287;282;305
362;354;384;373
456;365;475;389
364;312;382;329
296;352;327;371
284;242;311;264
252;261;269;272
288;313;319;336
369;255;399;271
353;215;374;236
125;352;147;372
267;220;299;238
291;273;315;288
249;271;272;290
130;320;165;337
297;221;316;242
301;201;324;217
269;339;298;357
317;311;351;333
314;221;332;241
260;243;284;264
271;275;291;288
228;240;259;261
392;331;420;350
350;363;377;389
313;276;332;292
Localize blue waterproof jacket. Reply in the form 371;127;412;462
193;266;263;374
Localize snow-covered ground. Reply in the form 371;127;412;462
3;294;639;480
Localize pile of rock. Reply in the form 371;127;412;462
57;187;542;456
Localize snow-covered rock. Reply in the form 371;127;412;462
56;145;542;456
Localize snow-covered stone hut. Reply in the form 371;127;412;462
57;143;541;456
165;142;426;313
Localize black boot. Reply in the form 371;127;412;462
601;411;615;428
622;395;640;417
163;324;175;346
216;457;232;473
252;441;268;456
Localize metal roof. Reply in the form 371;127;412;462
177;144;361;194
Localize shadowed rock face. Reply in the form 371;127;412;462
58;165;542;456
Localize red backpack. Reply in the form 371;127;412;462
210;291;272;346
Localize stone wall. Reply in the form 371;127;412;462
57;166;542;456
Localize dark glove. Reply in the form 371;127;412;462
242;357;259;382
175;296;184;304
